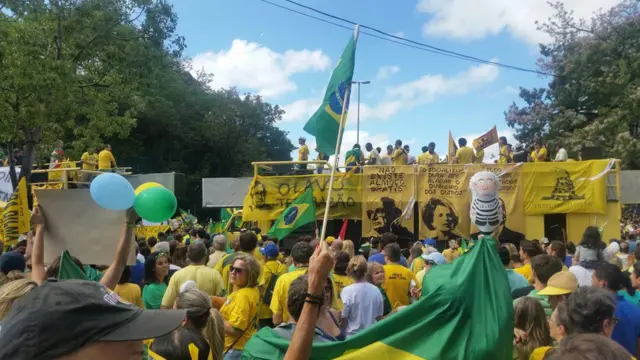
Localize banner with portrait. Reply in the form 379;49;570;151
523;160;610;215
361;166;415;244
417;164;525;247
242;173;361;221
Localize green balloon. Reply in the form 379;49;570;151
134;186;177;223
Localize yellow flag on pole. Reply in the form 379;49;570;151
448;131;458;164
472;125;499;151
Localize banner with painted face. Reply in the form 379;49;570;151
417;164;525;249
362;166;415;245
523;160;610;215
242;173;361;221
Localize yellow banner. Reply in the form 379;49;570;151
242;173;361;221
417;164;525;245
523;160;609;215
472;125;498;151
135;225;171;240
362;166;415;243
2;177;30;246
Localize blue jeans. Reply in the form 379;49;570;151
224;349;243;360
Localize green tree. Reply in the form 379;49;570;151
505;0;640;168
0;0;183;186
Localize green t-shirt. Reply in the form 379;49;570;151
142;282;167;309
378;285;392;316
514;289;551;317
618;290;640;307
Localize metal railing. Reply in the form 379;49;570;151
30;167;133;189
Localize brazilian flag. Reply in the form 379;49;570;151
57;250;89;281
267;187;316;241
303;27;358;156
241;237;513;359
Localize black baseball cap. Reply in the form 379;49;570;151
0;279;186;359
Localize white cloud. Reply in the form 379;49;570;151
281;99;319;122
376;65;401;80
386;60;499;105
504;85;519;95
460;128;517;163
191;39;331;98
392;31;405;38
356;100;404;121
416;0;620;45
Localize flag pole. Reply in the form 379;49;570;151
320;25;359;242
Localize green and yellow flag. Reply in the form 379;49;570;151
58;250;89;281
267;187;315;241
242;237;513;360
303;26;358;156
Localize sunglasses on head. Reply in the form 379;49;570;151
230;266;245;274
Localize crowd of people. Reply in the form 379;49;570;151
296;136;577;172
0;204;639;359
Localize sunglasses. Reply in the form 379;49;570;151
230;266;245;274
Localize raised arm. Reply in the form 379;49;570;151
30;207;46;285
100;209;137;290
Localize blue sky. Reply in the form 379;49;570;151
169;0;617;163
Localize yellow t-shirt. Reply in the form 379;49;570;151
410;257;425;275
418;152;439;165
332;274;353;300
252;247;264;263
298;144;309;161
114;282;143;308
456;147;474;164
415;268;426;289
270;267;307;323
161;265;224;307
258;260;287;320
534;147;548;162
442;248;461;263
499;145;509;164
528;346;553;360
215;252;264;297
98;149;116;169
392;148;407;166
382;263;417;310
514;263;534;284
475;149;485;163
80;152;97;170
220;287;260;351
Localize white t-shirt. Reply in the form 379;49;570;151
368;149;381;165
341;282;383;337
380;156;392;166
555;148;568;161
569;265;593;287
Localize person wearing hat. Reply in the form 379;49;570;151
297;137;309;170
0;280;185;360
259;242;286;329
537;270;578;311
0;251;26;276
415;251;446;289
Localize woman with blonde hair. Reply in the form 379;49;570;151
341;256;383;337
342;240;355;259
0;279;37;320
220;254;261;359
365;262;391;317
513;296;553;360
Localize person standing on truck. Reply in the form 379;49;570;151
98;144;117;171
297;137;309;170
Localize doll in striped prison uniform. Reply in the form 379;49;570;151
469;171;503;235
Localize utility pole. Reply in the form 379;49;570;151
351;80;370;144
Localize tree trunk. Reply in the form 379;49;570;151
7;142;18;190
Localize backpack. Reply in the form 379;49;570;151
262;263;281;305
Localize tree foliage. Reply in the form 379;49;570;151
0;0;294;210
505;0;640;168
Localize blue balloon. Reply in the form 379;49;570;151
90;173;135;210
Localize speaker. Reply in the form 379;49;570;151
581;146;603;160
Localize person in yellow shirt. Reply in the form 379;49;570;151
113;267;143;308
498;136;509;163
515;239;542;284
533;141;548;162
409;243;425;274
442;240;462;263
455;138;475;164
297;137;309;170
161;242;225;308
80;148;98;170
475;148;485;164
391;140;408;166
215;232;264;296
382;243;417;310
425;142;439;164
270;241;314;325
258;242;286;328
220;254;261;357
332;251;354;301
417;146;430;165
98;144;117;171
